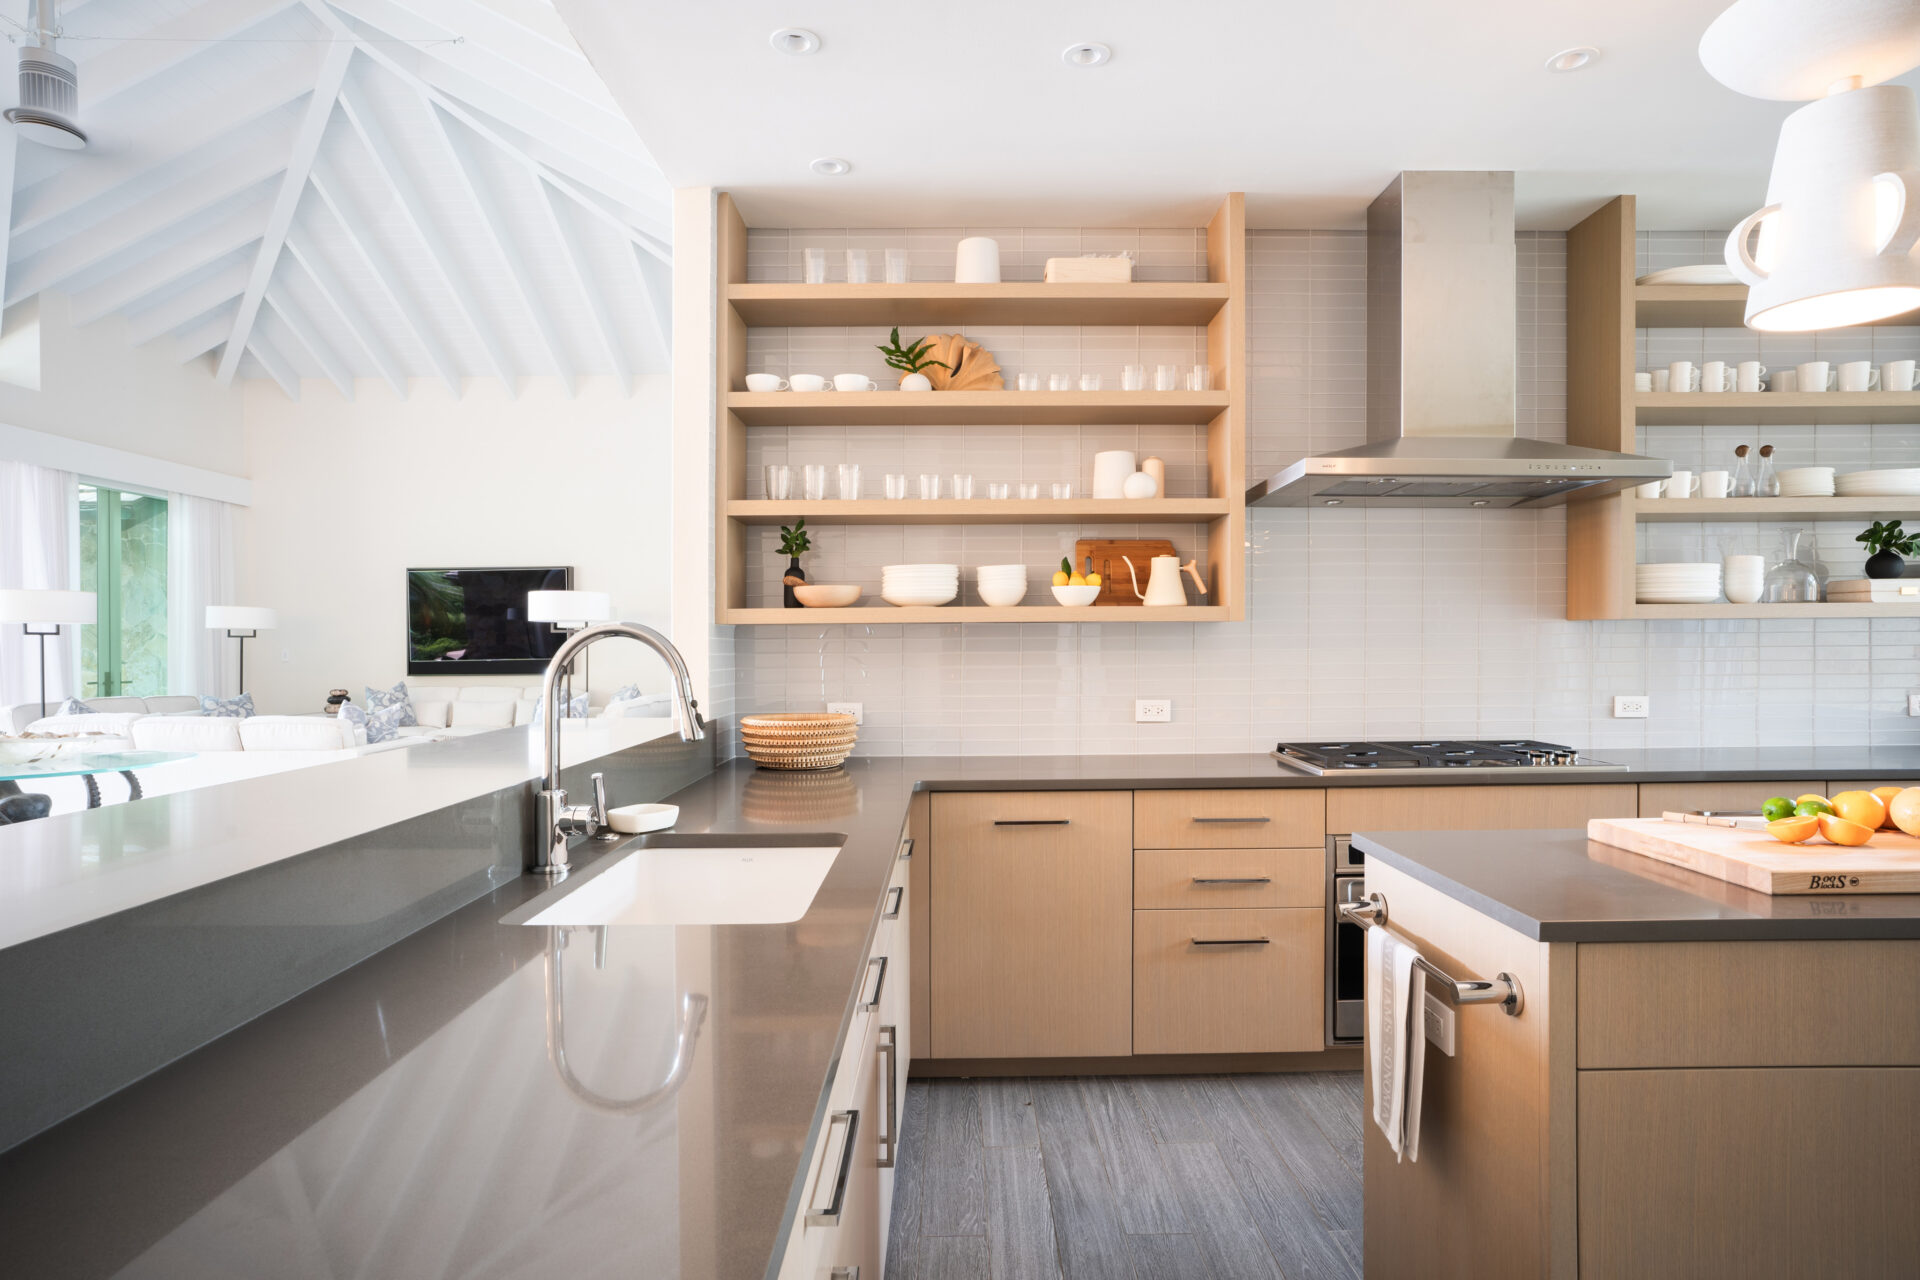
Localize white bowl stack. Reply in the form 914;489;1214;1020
1636;562;1723;604
1776;466;1835;498
1835;468;1920;497
976;564;1029;607
881;563;959;607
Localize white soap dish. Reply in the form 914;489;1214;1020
607;802;679;834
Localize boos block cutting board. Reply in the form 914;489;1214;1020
1588;817;1920;895
1075;538;1176;608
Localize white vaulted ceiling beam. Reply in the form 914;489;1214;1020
631;242;671;372
264;292;351;400
69;199;268;323
215;39;353;387
421;101;571;395
176;308;237;363
245;331;301;400
337;76;515;391
79;0;304;107
284;237;405;396
126;258;251;346
536;177;627;395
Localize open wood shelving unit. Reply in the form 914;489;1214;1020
712;192;1248;626
1566;194;1920;621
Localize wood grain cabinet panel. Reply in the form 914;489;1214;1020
1132;908;1322;1053
1133;847;1323;909
930;791;1133;1059
1636;781;1823;817
1328;783;1636;834
1133;788;1325;848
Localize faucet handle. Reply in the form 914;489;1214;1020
590;771;621;840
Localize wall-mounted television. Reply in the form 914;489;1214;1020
406;566;572;676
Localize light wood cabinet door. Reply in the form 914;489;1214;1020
1636;781;1823;817
1327;783;1636;833
1133;847;1324;909
1133;908;1323;1053
930;791;1133;1059
1134;788;1325;848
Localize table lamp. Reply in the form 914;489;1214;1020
206;606;278;695
527;590;611;706
0;589;97;717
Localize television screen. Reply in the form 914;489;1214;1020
406;566;572;676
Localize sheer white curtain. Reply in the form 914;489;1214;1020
167;492;235;697
0;459;79;709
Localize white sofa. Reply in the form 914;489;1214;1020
399;683;670;732
4;694;201;735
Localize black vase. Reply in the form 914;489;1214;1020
783;555;807;608
1866;548;1906;579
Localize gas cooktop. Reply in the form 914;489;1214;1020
1272;739;1626;775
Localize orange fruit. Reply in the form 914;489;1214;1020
1818;814;1875;847
1890;788;1920;837
1796;793;1832;807
1873;787;1906;826
1831;790;1888;830
1767;815;1820;844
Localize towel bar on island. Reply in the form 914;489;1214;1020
1337;892;1525;1017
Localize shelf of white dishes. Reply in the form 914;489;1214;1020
1630;496;1920;522
1634;282;1920;329
725;389;1230;426
1629;602;1920;620
724;282;1231;327
725;498;1231;525
1635;392;1920;425
719;604;1235;625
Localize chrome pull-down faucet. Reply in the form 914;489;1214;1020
534;621;705;878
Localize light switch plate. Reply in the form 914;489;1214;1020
1423;991;1457;1056
1135;699;1172;723
827;701;863;726
1908;694;1920;717
1613;694;1650;719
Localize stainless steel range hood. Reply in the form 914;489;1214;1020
1246;172;1669;509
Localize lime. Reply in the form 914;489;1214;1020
1761;797;1795;822
1794;799;1834;818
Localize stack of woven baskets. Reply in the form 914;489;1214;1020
740;712;858;770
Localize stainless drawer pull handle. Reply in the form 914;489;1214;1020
1192;815;1271;823
877;1025;899;1169
1191;876;1273;884
1192;937;1271;946
898;837;913;859
806;1108;860;1226
829;1269;860;1279
883;886;904;919
994;819;1070;826
859;954;888;1011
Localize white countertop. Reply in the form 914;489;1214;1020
0;719;677;953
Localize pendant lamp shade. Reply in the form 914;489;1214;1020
526;590;612;628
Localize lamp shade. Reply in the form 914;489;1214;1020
0;588;96;624
206;605;278;631
526;590;612;627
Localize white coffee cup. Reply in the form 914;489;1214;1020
1883;359;1918;391
1771;369;1799;392
1664;469;1699;498
1634;371;1653;392
1702;361;1734;393
1651;369;1672;392
1724;554;1765;604
744;373;789;392
789;373;828;392
1736;360;1768;392
1798;360;1835;392
1699;469;1731;498
1837;360;1880;392
1635;480;1665;499
1668;361;1700;393
833;373;879;392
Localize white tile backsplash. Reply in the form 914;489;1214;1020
727;227;1920;755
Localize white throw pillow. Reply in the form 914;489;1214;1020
27;711;148;737
513;698;539;725
131;716;245;752
238;716;355;751
605;693;672;719
142;696;202;715
449;700;515;728
412;700;452;728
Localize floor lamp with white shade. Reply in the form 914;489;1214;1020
527;590;611;708
206;606;278;696
0;589;97;717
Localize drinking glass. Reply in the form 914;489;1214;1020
1051;482;1073;499
845;249;870;284
837;463;861;500
1188;365;1212;391
802;464;828;501
1154;364;1179;390
951;473;974;499
1080;373;1103;391
1017;372;1041;391
885;248;909;283
1122;364;1147;391
918;474;941;500
763;464;792;500
1018;483;1039;499
988;482;1010;500
1049;373;1073;391
885;473;908;500
802;248;827;284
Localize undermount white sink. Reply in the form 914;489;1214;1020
517;834;843;926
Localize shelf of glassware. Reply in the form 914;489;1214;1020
1634;284;1920;329
719;604;1235;625
723;282;1231;327
726;499;1231;525
1635;392;1920;425
1629;496;1920;522
725;390;1230;426
1629;602;1920;620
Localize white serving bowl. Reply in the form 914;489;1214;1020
1051;584;1100;606
883;584;959;606
978;583;1029;607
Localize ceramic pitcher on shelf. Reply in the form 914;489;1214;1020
1123;555;1208;607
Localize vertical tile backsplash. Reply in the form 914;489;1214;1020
728;227;1920;756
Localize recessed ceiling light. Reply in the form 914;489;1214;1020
1062;42;1112;68
770;28;821;55
810;156;852;176
1545;47;1598;73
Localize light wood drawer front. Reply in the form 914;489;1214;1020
1133;788;1325;848
1327;783;1636;833
1132;908;1323;1054
1637;781;1824;818
1578;940;1920;1069
1134;847;1323;910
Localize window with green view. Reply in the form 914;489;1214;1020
78;485;168;697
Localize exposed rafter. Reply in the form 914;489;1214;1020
536;176;627;394
80;0;303;107
245;330;301;399
283;236;405;396
125;259;250;346
264;291;351;399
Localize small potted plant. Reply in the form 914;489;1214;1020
779;518;811;607
877;327;949;391
1856;519;1916;578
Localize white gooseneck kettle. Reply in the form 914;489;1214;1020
1122;555;1207;607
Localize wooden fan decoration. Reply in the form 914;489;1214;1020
920;333;1004;391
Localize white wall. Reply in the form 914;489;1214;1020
237;376;674;714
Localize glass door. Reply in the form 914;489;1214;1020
78;485;168;697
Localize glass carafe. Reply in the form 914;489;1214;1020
1756;444;1780;498
1730;444;1757;498
1796;529;1830;600
1762;528;1819;602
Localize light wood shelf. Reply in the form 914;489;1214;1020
1632;496;1920;522
1628;602;1920;619
1635;282;1920;329
1636;391;1920;425
725;389;1230;426
720;604;1235;625
724;282;1230;327
727;499;1229;525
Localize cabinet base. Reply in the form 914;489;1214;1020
909;1048;1360;1078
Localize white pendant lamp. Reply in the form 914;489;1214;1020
1706;0;1920;330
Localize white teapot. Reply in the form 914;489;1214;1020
1123;555;1207;607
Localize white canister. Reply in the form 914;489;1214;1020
1092;450;1137;499
955;237;1002;284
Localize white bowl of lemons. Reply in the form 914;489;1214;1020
1050;557;1101;606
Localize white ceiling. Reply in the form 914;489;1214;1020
0;0;672;396
556;0;1920;231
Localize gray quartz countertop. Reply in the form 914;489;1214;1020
1354;828;1920;942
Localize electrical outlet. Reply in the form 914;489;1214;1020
1908;694;1920;717
1613;695;1650;719
280;648;290;663
1135;699;1172;724
827;701;863;726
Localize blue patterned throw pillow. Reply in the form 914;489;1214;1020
340;701;407;744
363;681;418;727
530;692;590;723
199;693;255;718
56;696;100;716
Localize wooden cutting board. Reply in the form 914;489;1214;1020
1587;817;1920;895
1075;538;1176;607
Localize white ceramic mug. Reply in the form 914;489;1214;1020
1771;369;1799;392
1664;470;1699;498
1668;361;1701;393
789;373;828;393
1837;360;1880;392
1702;361;1735;393
954;236;1001;283
1736;360;1768;392
1635;480;1665;499
1092;450;1138;499
744;373;789;392
1884;359;1918;391
1700;469;1731;498
833;373;879;392
1798;360;1835;392
1723;554;1765;605
1634;371;1653;392
1651;369;1672;392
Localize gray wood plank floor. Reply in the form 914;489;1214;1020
885;1073;1363;1280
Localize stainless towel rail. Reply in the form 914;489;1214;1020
1337;891;1524;1016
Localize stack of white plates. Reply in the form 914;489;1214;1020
1777;466;1836;497
976;564;1029;608
1636;562;1723;604
1835;468;1920;497
881;563;959;607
